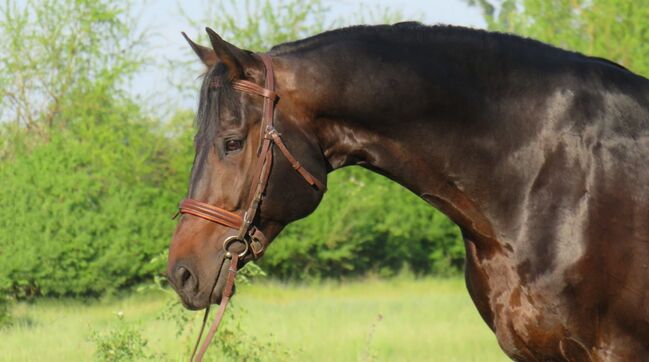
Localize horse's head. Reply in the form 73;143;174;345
167;29;327;310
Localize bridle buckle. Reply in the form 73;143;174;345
265;125;280;139
250;238;264;257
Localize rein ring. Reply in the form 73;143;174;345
223;235;249;259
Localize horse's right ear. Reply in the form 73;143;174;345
182;32;217;67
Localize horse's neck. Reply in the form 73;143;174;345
276;50;537;247
311;112;504;245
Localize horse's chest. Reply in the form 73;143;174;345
464;240;575;360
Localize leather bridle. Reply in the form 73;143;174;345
176;53;326;361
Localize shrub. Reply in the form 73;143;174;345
0;0;183;298
0;91;185;298
90;312;154;361
260;167;464;280
0;294;12;327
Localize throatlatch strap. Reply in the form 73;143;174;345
267;130;327;191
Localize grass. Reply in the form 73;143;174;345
0;277;508;361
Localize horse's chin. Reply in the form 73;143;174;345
180;299;206;311
178;288;215;310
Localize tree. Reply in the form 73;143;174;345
0;0;145;141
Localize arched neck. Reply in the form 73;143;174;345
270;46;543;249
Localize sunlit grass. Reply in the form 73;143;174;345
0;278;507;361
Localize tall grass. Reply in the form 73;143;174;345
0;278;507;361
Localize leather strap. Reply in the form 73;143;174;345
191;253;239;362
179;199;243;229
247;226;267;257
267;129;327;191
232;80;277;100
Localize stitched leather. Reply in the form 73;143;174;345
179;199;243;229
232;80;277;99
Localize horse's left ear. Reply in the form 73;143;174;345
182;32;217;67
205;27;256;80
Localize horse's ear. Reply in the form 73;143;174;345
205;27;254;80
182;32;217;67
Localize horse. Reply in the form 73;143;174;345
167;22;649;361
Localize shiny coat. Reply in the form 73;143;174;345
168;23;649;360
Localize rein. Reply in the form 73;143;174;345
176;53;326;361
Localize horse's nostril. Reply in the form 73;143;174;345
180;267;191;283
174;265;196;291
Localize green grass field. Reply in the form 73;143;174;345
0;278;508;361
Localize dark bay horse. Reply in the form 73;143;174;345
167;22;649;360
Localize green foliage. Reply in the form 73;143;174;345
157;264;291;361
179;0;413;50
207;264;291;361
0;0;145;138
181;0;329;51
0;92;181;298
0;0;181;298
0;271;11;326
90;312;155;361
261;168;464;279
466;0;649;77
206;302;293;361
0;293;12;327
171;0;331;97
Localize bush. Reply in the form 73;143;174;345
90;312;154;361
0;0;191;298
0;90;185;298
260;167;464;280
0;294;12;327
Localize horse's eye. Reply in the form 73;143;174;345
224;139;243;153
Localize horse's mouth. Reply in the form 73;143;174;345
175;256;231;310
207;256;232;306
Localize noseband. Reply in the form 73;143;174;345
176;53;326;361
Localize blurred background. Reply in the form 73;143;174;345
0;0;647;360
